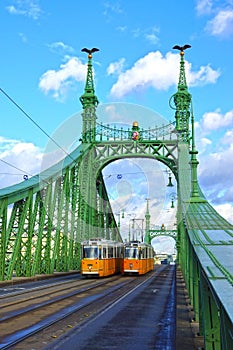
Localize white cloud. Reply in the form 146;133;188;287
144;26;160;45
221;129;233;144
196;108;233;206
103;1;123;21
145;32;159;45
6;0;42;20
0;137;43;189
187;64;220;86
196;0;213;15
199;141;233;204
197;137;212;155
116;26;127;32
48;42;75;55
202;109;233;130
107;58;126;75
205;9;233;37
213;203;233;224
19;32;27;43
109;51;220;99
39;57;86;101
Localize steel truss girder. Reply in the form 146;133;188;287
77;148;121;243
0;149;119;280
148;229;177;242
93;140;178;176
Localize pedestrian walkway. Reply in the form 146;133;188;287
176;266;204;349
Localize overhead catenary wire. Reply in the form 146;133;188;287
0;158;34;177
103;169;174;178
0;87;75;163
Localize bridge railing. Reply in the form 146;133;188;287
95;121;176;142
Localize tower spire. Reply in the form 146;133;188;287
144;198;151;244
80;47;99;143
170;44;192;142
171;44;206;202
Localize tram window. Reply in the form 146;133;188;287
83;246;98;259
138;248;142;259
108;247;113;258
98;247;102;259
103;247;107;259
125;247;138;259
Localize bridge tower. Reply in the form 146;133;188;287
77;48;120;242
1;44;233;349
80;48;99;142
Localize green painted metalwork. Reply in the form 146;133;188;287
169;47;191;142
200;271;221;349
144;222;177;245
0;45;233;349
144;198;151;244
80;48;99;143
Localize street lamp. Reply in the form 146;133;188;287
170;192;177;208
167;170;174;187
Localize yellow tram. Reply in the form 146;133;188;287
123;241;155;275
81;238;124;277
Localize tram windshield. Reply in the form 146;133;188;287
83;246;98;259
124;247;138;259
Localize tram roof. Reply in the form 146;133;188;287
124;241;153;248
81;238;123;246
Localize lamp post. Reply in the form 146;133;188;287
115;209;125;232
166;170;174;187
170;192;177;209
126;213;136;241
132;218;144;242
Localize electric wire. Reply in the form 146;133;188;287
0;158;34;177
103;169;174;178
0;87;75;163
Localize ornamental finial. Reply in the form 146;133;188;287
172;44;191;56
81;47;99;59
80;47;99;110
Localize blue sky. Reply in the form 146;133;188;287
0;0;233;251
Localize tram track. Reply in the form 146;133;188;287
0;276;112;314
0;274;123;349
0;266;168;350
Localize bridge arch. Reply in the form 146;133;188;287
90;119;179;183
94;150;178;181
0;45;232;349
150;234;177;258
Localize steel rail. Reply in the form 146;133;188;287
0;268;166;349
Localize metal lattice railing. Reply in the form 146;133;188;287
95;121;176;141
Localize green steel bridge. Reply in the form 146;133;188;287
0;47;233;349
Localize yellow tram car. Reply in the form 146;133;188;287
123;241;155;275
81;238;124;277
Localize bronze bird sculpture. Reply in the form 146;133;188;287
81;48;99;58
172;44;191;53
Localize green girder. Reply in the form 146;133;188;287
0;46;233;350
